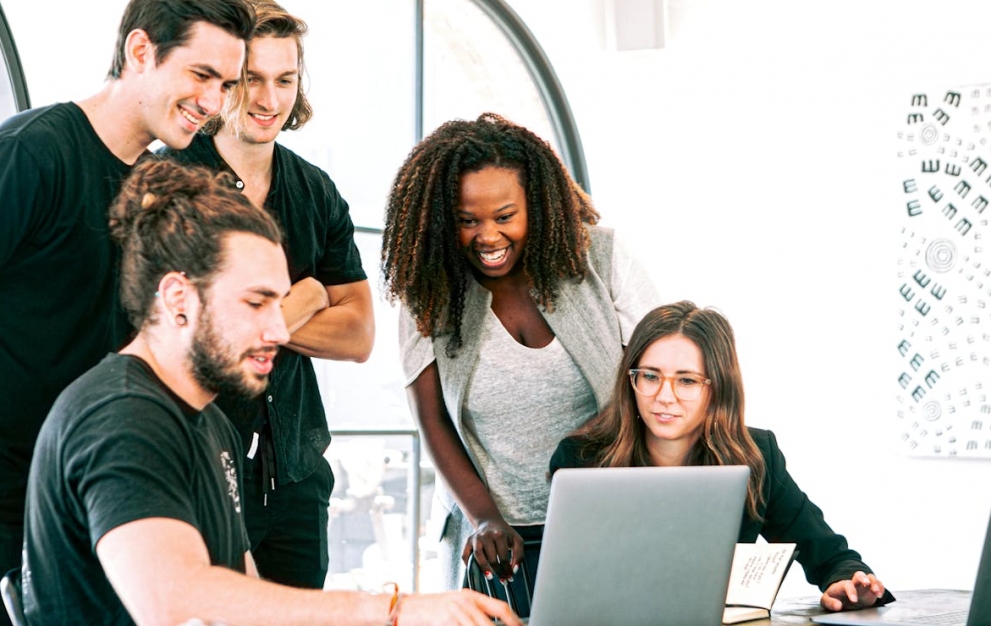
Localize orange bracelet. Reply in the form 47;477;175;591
384;582;402;626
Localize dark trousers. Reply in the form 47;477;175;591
0;522;20;626
244;457;335;589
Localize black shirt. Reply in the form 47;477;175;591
22;354;249;626
0;103;133;525
162;134;366;483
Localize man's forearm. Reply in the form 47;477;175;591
281;277;330;335
286;280;374;361
165;566;392;626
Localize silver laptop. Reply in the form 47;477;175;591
524;465;749;626
810;506;991;626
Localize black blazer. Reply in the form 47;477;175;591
550;426;894;601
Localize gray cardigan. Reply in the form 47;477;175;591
399;225;658;587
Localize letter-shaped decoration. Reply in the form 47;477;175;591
971;157;987;175
955;218;973;236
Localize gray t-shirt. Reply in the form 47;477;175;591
462;309;597;525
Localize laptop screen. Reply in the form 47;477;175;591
527;465;750;626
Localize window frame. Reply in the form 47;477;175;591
414;0;590;194
0;2;30;113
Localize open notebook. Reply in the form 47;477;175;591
523;465;749;626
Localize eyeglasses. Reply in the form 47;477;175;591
628;369;711;402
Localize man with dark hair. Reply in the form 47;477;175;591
21;158;520;626
108;0;253;80
164;0;374;589
0;0;255;599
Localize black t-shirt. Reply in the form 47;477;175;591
0;103;133;524
161;135;367;483
22;353;249;626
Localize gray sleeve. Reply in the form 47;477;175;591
610;233;661;344
398;305;437;386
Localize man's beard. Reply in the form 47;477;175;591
190;306;271;400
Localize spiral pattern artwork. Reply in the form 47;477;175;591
925;239;957;273
896;85;991;458
922;401;942;422
919;123;939;145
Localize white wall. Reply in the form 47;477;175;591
5;0;990;599
504;0;991;597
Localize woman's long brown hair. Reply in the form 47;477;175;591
572;301;767;521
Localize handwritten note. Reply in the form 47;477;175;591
725;543;797;609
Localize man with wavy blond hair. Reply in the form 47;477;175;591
163;0;374;589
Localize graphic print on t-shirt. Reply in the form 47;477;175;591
221;451;241;513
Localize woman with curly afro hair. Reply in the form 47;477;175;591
382;113;659;592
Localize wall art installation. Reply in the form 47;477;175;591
896;85;991;457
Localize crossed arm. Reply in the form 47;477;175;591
96;517;521;626
279;276;374;362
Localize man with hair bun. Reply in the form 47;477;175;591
0;0;255;599
21;158;521;626
163;0;374;589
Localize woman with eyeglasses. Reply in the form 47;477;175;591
550;301;894;612
382;113;658;591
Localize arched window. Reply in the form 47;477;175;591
419;0;589;191
0;3;29;122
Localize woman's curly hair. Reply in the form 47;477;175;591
381;113;599;356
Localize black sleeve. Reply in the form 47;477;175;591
549;436;595;477
757;430;894;603
0;136;47;268
65;396;202;549
313;172;366;286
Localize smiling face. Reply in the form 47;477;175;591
634;334;711;466
188;232;291;399
455;166;529;283
233;34;301;145
137;21;245;149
